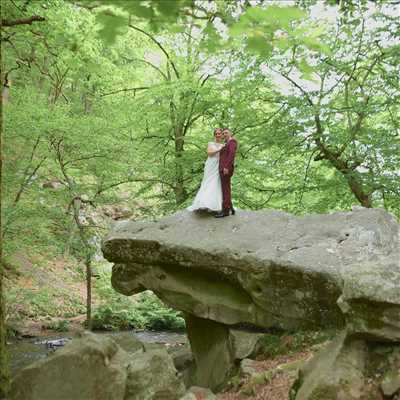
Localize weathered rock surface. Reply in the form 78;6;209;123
168;344;194;371
102;208;399;341
108;331;144;354
185;314;235;390
102;207;400;391
168;344;196;387
179;386;216;400
293;332;366;400
292;331;400;400
239;358;260;378
125;348;185;400
229;329;265;360
10;332;185;400
10;332;129;400
381;369;400;397
381;370;400;397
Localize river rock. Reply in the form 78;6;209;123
10;332;185;400
107;332;144;355
10;332;129;400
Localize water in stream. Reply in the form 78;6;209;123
8;330;187;376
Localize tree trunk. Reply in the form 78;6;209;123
174;123;187;205
0;15;44;396
0;56;10;400
85;256;92;331
71;198;92;331
346;174;373;208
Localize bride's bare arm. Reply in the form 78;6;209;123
207;143;224;156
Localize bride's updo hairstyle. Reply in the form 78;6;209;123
214;128;222;136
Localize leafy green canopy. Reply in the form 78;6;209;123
2;0;399;265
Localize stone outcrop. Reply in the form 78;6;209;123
102;207;400;392
10;332;185;400
291;332;400;400
124;348;185;400
292;332;366;400
168;344;195;387
10;333;129;400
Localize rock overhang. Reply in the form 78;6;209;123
102;207;400;341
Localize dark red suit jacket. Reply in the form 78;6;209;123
219;138;237;175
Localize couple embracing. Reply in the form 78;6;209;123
188;128;237;218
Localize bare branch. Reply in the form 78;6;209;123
1;15;45;27
297;149;317;207
129;24;180;80
273;68;314;107
13;135;47;205
122;56;168;80
236;104;286;133
100;86;150;97
63;153;106;166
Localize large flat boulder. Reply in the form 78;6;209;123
102;207;399;341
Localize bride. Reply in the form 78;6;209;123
187;128;224;212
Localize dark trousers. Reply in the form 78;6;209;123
220;172;233;212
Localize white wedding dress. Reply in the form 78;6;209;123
187;142;223;212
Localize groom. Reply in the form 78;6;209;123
215;128;237;218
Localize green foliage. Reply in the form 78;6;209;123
96;13;129;44
1;1;399;346
47;319;70;332
92;292;185;331
92;268;184;331
0;3;395;397
3;0;398;242
259;329;336;359
6;283;86;320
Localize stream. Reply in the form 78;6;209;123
8;330;188;376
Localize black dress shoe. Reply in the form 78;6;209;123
214;211;229;218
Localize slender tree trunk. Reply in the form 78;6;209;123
170;99;187;206
72;198;92;330
346;174;372;208
85;256;92;330
0;49;10;400
174;124;187;205
0;15;44;396
82;75;92;114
